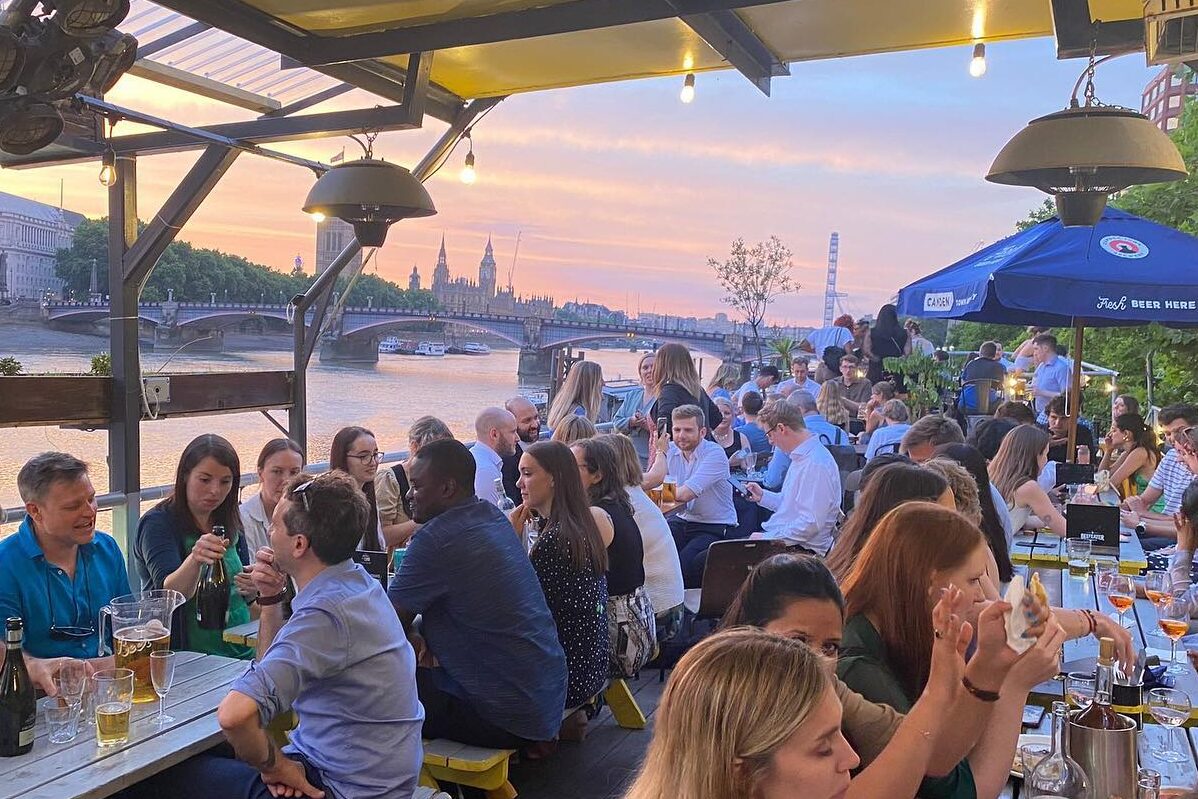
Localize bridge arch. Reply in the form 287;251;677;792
544;330;725;359
175;310;292;329
339;317;524;347
48;309;160;326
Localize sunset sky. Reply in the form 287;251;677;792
0;36;1160;326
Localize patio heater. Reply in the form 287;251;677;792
985;49;1186;226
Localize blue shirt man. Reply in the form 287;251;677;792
0;453;129;662
390;439;567;747
1029;334;1072;415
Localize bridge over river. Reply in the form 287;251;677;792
43;300;747;383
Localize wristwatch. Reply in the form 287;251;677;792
257;591;287;607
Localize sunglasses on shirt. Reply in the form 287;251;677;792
46;554;96;641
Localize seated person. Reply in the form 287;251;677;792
864;400;911;461
1122;404;1198;542
834;355;874;417
135;471;423;799
988;425;1066;536
734;391;771;454
860;381;895;438
389;439;567;748
993;401;1036;426
0;452;129;668
966;417;1018;461
959;342;1006;387
900;415;965;463
1098;413;1161;502
652;404;737;588
1044;395;1094;463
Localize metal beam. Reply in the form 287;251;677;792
412;97;503;181
1050;0;1145;58
280;56;463;124
136;20;211;58
401;52;432;126
261;82;354;118
673;7;788;95
123;145;241;284
294;0;790;65
127;59;283;113
148;0;463;123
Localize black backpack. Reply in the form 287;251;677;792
822;344;846;373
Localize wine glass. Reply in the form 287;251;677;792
1145;570;1174;641
736;445;752;474
150;650;178;727
1147;688;1192;763
1104;573;1136;628
54;659;88;709
1157;594;1191;676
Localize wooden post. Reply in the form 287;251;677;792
1066;323;1085;463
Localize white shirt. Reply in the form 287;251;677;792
805;325;853;358
778;376;822;396
666;438;737;526
911;335;935;356
626;486;685;614
470;441;504;506
758;435;842;552
734;379;767;403
864;423;910;461
239;492;271;555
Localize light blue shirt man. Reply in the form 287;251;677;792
1031;356;1072;415
864;423;911;461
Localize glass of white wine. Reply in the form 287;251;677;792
150;650;178;727
1147;688;1191;764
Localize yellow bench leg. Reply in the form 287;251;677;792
418;767;441;790
605;679;646;730
485;784;518;799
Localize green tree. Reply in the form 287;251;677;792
709;236;798;363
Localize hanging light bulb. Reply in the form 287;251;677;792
680;72;696;103
308;212;326;223
969;43;987;77
459;130;476;185
97;150;116;187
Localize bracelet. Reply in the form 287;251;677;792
962;675;1001;703
1080;609;1097;636
257;591;287;607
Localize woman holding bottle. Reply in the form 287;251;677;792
134;434;254;658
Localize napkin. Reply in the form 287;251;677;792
1003;574;1036;654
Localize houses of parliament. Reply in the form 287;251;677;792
409;235;554;317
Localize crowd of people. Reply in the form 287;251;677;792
2;317;1194;799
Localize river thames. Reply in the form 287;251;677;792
0;324;706;530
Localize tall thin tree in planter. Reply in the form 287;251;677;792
708;237;798;365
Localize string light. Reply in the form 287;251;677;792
97;150;116;187
459;130;476;185
680;73;696;104
969;43;987;78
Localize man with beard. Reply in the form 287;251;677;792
470;406;519;507
502;395;542;505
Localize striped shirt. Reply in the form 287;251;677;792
1148;448;1197;514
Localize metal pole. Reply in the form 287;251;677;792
1066;323;1085;463
108;155;140;560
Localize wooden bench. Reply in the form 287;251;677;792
420;739;518;799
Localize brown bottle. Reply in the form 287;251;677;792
1074;637;1124;730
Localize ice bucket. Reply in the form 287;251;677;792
1067;710;1137;799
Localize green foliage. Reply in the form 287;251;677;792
882;352;957;417
89;353;111;376
0;356;22;375
768;336;796;369
56;218;439;310
709;236;798;362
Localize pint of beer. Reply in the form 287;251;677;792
662;478;677;504
92;669;133;746
114;621;170;703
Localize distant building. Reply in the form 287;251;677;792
314;217;363;275
0;190;84;300
1143;65;1197;133
411;235;553;317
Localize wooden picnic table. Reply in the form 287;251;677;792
1011;529;1148;574
0;652;247;799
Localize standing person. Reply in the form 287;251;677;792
905;319;935;356
502;396;542;505
650;342;721;431
0;452;129;665
329;426;383;551
657;404;737;587
612;352;658;464
851;319;871;361
705;362;742;402
376;416;453;547
988;425;1066;536
866;304;910;385
547;360;607;430
134;434;254;658
598;434;685;642
1098;413;1161;502
571;438;657;677
777;354;821;397
470;406;519;507
622;628;861;799
802;313;855;383
1011;326;1049;372
240;439;303;555
864;400;911;461
511;441;610;714
1028;333;1072;417
390;439;567;748
745;401;842;554
139;471;424;799
817;375;850;429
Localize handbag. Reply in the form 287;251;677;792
608;585;657;678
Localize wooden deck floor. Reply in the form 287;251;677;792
508;672;666;799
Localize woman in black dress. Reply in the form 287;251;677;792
649;342;721;433
867;304;911;385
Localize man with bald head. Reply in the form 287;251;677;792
471;406;519;507
501;396;541;505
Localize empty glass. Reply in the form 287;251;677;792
1147;688;1191;764
1019;742;1051;777
1064;672;1096;708
54;659;88;708
150;650;178;727
39;696;79;744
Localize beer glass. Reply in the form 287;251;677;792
93;668;134;747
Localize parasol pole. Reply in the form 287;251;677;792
1066;321;1084;464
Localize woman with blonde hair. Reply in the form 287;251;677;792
547;360;607;430
706;362;742;401
550;415;597;445
817;378;850;428
623;627;860;799
988;424;1065;535
612;352;658;464
650;342;721;431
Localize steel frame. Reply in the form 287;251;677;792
670;5;788;95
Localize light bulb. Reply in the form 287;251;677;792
969;43;987;78
1106;381;1117;394
680;73;696;104
460;150;476;185
308;212;326;223
98;151;116;187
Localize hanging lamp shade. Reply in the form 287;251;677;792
986;105;1187;226
302;158;436;247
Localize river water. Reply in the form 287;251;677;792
0;324;688;531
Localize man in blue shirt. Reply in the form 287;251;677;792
138;470;424;799
1029;333;1072;417
0;452;129;666
390;438;567;748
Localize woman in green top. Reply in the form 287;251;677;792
1099;413;1163;511
134;434;255;659
838;502;1067;799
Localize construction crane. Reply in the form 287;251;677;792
506;230;522;293
822;232;848;327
